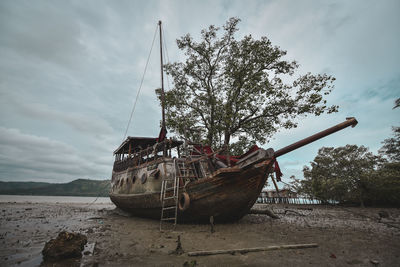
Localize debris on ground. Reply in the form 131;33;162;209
378;210;390;219
183;260;197;267
370;259;379;265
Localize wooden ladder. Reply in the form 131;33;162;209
176;160;197;182
160;159;180;231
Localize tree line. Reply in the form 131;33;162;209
290;127;400;207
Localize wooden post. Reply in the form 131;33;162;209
168;139;172;157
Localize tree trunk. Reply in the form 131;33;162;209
358;188;365;208
206;131;214;147
223;132;231;147
220;132;231;157
359;195;365;208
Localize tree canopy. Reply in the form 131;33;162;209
379;126;400;162
163;17;338;151
301;145;379;206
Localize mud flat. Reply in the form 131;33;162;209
0;200;399;266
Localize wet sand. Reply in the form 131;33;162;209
1;201;399;266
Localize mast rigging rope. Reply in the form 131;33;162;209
122;23;159;141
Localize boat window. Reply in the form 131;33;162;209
141;173;147;184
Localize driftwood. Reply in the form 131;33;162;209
249;209;280;219
187;243;318;257
283;209;305;216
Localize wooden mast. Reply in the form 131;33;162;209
158;21;167;156
159;20;166;130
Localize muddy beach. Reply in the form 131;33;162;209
0;199;399;267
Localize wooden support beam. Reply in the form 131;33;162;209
270;173;280;197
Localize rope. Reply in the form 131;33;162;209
122;24;159;141
83;181;111;208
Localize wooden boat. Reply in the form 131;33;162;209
109;21;358;224
109;136;276;223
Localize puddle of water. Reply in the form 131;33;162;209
19;253;43;267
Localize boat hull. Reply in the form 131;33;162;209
110;159;273;223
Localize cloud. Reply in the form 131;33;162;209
0;1;86;68
0;127;111;182
16;101;114;135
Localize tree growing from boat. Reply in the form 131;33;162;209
163;17;338;152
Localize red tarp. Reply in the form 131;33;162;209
193;144;260;165
157;127;167;142
193;144;283;180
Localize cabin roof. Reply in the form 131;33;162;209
113;136;183;154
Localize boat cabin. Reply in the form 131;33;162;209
113;137;183;172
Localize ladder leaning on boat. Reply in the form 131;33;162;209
159;157;197;230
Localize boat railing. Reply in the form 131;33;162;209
113;139;178;172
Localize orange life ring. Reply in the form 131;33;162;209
178;192;190;211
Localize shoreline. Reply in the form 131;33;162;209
0;195;112;204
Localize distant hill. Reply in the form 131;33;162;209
0;179;110;197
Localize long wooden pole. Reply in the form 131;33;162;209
274;117;357;158
187;243;318;257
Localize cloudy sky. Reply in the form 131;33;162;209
0;0;399;183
